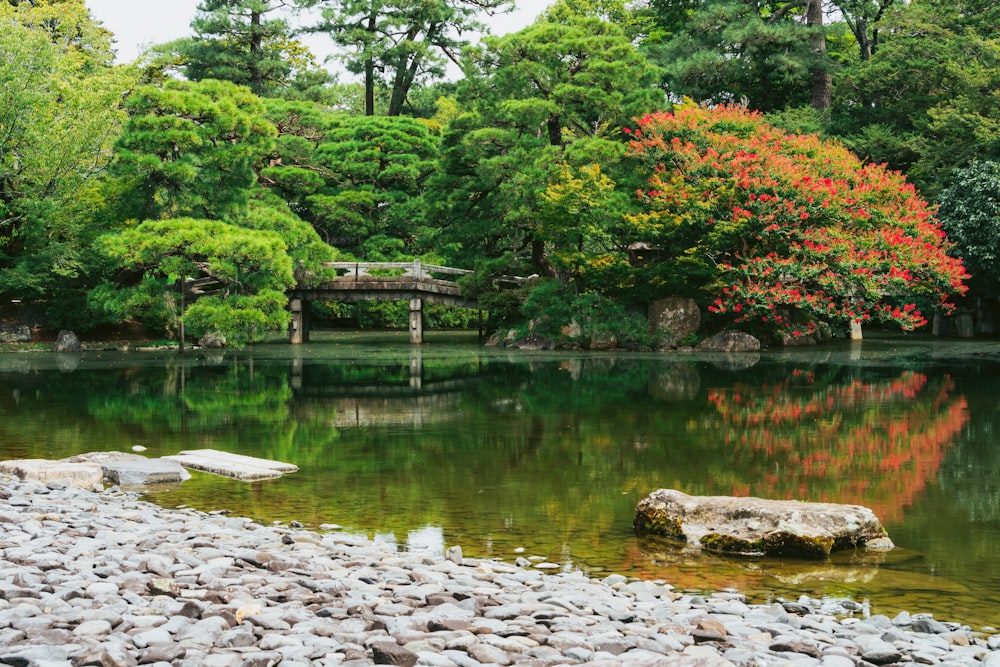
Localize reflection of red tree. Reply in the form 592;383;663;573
707;372;968;522
618;540;772;593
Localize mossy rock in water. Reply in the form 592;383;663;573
698;532;767;556
634;513;685;542
634;489;892;559
761;532;836;558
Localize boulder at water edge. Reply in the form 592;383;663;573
696;330;761;352
0;323;31;343
648;297;700;348
53;329;81;352
634;488;893;558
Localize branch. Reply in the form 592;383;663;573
766;0;810;25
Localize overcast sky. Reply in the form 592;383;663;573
85;1;544;67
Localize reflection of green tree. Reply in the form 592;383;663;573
206;357;713;558
84;361;339;467
0;358;339;467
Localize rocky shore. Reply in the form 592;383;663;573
2;475;999;667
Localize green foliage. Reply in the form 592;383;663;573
263;101;439;255
764;105;831;137
98;88;346;341
86;276;179;334
431;14;662;278
830;0;1000;196
162;0;331;98
538;161;637;294
183;290;290;342
95;219;295;346
112;79;277;222
646;0;823;112
243;193;341;272
0;0;117;70
520;279;657;348
0;2;136;322
937;162;1000;294
297;0;514;116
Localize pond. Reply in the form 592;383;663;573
2;332;999;630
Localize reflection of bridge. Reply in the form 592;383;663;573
288;353;491;428
287;261;481;345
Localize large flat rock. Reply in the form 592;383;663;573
3;452;195;489
0;459;103;489
634;489;893;558
68;451;190;486
163;449;298;481
101;459;192;486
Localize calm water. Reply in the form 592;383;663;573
2;333;999;629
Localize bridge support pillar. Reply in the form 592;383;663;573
289;299;309;345
409;297;423;344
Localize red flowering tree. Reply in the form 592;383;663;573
625;103;969;339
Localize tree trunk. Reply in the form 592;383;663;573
856;17;872;60
388;31;422;116
546;114;562;147
250;10;263;94
364;14;376;116
808;0;831;110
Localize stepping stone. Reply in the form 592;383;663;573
163;449;298;481
101;459;191;487
66;451;190;487
0;459;103;489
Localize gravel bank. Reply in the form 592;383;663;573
2;475;999;667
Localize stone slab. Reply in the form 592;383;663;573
163;449;297;481
101;459;192;486
634;488;893;558
0;459;103;489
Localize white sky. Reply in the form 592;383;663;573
85;1;545;69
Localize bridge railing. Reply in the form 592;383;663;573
322;260;474;282
317;260;537;290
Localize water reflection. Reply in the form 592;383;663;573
706;370;967;521
1;336;999;628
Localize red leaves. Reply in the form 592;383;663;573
626;103;969;336
705;372;967;521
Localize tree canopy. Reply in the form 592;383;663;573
0;0;135;324
0;0;988;344
94;219;295;346
937;161;1000;295
430;14;662;281
298;0;514;115
625;103;968;340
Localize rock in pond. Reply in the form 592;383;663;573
696;330;762;353
53;329;81;352
634;488;893;558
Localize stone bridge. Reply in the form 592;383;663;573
287;260;482;344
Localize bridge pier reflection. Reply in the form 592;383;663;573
410;348;423;390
